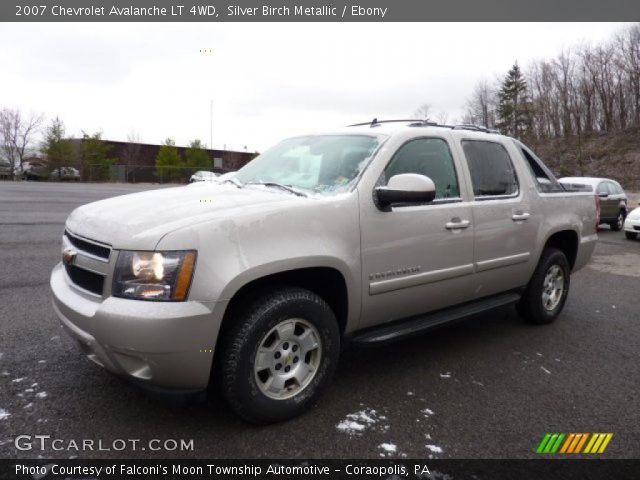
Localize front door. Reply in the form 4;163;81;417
359;136;475;329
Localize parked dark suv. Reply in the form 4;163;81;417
560;177;627;231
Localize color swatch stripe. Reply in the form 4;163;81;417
537;433;612;454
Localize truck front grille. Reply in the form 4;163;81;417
64;264;105;295
64;230;111;261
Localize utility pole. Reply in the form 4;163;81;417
209;99;213;150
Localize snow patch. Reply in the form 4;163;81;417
336;409;388;435
439;372;451;379
540;366;551;375
0;408;10;420
36;392;48;399
12;377;26;383
421;408;435;418
379;443;397;453
426;444;443;453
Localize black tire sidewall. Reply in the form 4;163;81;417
611;211;625;231
522;249;571;324
222;288;340;423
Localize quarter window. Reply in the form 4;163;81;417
462;140;518;197
383;138;460;200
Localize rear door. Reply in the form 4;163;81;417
596;181;616;222
459;138;539;297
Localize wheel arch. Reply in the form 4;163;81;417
216;259;354;342
541;229;579;270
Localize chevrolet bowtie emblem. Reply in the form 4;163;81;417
62;248;77;266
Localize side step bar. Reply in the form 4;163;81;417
351;292;521;345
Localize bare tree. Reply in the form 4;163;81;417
121;131;143;182
122;131;142;165
436;111;449;125
0;108;43;175
413;103;432;121
465;79;496;128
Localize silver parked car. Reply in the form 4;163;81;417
51;120;598;422
50;167;81;182
189;170;219;183
559;177;627;231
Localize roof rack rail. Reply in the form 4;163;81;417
347;118;427;127
452;124;499;134
347;119;500;134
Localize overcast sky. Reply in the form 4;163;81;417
0;22;631;152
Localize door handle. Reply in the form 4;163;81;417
512;212;530;222
445;218;471;230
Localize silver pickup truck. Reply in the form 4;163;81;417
50;120;598;422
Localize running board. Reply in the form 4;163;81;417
351;292;521;345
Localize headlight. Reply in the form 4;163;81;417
113;250;196;301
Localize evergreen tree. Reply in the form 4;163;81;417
496;62;532;136
79;132;115;181
42;117;73;176
155;138;182;182
185;139;211;171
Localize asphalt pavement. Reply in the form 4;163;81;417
0;181;638;460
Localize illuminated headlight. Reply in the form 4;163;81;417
113;250;196;301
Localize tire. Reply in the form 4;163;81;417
625;231;638;240
517;248;570;325
610;210;625;231
219;287;340;423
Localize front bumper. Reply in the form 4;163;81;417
50;262;225;391
623;216;640;233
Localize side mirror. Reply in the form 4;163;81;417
375;173;436;209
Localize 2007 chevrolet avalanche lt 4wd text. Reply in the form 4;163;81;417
50;120;598;422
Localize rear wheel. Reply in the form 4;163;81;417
219;287;340;423
517;248;570;325
610;210;625;231
625;231;638;240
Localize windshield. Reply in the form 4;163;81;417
234;134;383;194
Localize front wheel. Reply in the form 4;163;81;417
625;231;638;240
219;287;340;423
517;248;570;325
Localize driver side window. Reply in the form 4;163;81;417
382;138;460;200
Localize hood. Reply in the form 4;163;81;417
66;183;303;249
628;206;640;219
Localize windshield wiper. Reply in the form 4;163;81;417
224;177;243;188
246;181;308;197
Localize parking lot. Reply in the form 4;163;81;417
0;182;639;459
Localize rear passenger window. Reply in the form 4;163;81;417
383;138;460;200
596;183;608;195
462;140;518;198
